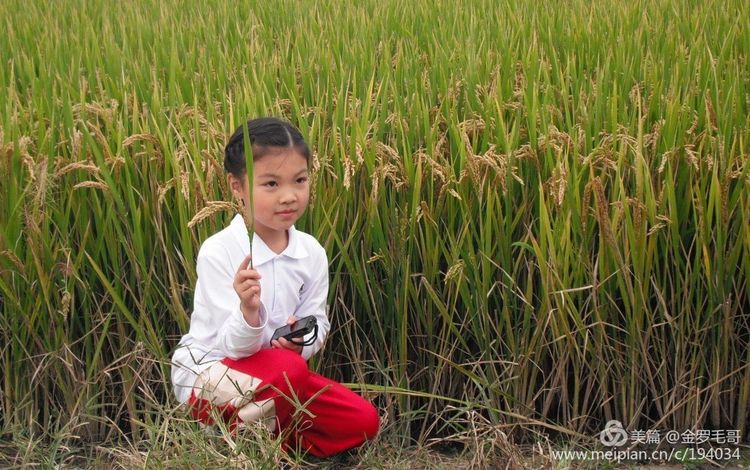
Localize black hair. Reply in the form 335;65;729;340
224;117;311;178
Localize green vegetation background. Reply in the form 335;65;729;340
1;0;748;455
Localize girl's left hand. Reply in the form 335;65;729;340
271;316;304;354
272;337;303;354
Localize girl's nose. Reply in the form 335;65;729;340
280;190;297;204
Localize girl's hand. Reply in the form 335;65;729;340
233;255;262;326
271;316;304;355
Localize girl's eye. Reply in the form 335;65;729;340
296;177;308;184
263;181;277;188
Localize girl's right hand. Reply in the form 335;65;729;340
233;255;262;325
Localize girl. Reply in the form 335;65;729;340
171;117;379;458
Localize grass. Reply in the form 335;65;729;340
1;0;749;467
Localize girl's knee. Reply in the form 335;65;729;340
361;402;380;439
258;349;309;394
274;349;308;382
221;349;309;394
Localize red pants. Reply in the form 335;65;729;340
187;349;379;457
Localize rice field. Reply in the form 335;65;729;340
1;0;749;466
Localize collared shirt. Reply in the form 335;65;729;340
171;214;330;403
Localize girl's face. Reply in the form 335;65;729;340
229;148;310;244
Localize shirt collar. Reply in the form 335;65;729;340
229;214;309;266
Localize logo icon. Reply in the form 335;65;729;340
600;420;628;447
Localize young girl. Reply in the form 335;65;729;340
171;117;379;457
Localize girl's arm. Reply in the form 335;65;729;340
194;245;267;359
294;245;331;360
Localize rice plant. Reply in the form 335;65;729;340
0;0;748;462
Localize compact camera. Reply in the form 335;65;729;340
270;315;318;347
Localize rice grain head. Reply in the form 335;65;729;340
445;259;465;284
0;250;25;276
547;164;568;207
582;180;593;232
157;178;175;205
30;159;52;214
71;129;83;159
684;144;699;170
84;121;114;161
187;201;240;229
342;153;354;190
180;172;190;200
73;180;109;191
55;161;101;178
592;177;616;249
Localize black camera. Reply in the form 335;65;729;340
270;315;318;347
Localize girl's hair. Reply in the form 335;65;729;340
224;117;311;177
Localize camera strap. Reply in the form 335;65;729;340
296;324;318;347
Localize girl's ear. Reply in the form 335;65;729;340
227;174;243;200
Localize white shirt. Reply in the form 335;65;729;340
171;214;330;404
